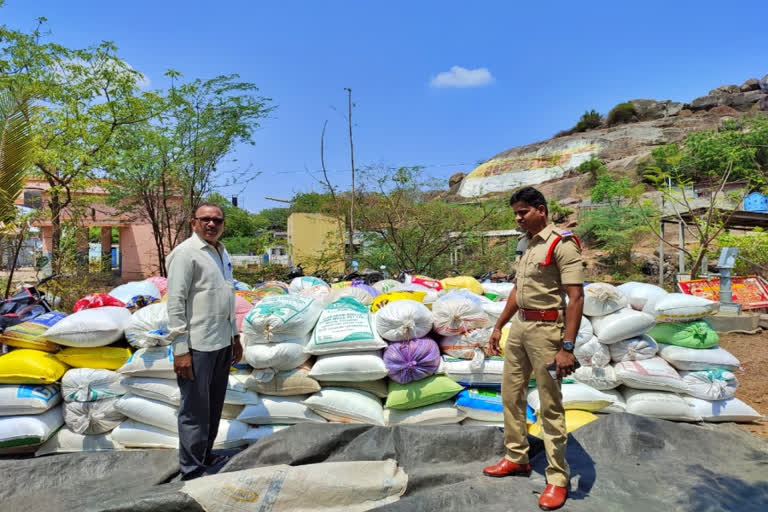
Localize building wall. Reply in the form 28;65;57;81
287;213;345;273
119;224;162;280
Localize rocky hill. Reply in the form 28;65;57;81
450;74;768;201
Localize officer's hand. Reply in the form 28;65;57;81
488;328;502;356
553;349;576;379
174;353;194;381
232;337;243;366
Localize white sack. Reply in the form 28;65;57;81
614;357;686;393
114;393;178;432
245;339;310;371
618;282;668;314
623;388;699;421
0;406;63;448
125;303;170;348
43;307;132;347
61;368;127;402
117;346;175;379
577;316;593;345
237;395;326;425
111;418;248;449
374;300;433;341
305;297;385;355
180;460;407;512
121;376;261;406
0;384;61;416
35;427;121;456
243;425;290;444
609;334;659;362
303;387;386;426
328;287;375;306
591;308;656;344
572;365;622;390
63;397;125;434
527;382;615;412
441;355;504;385
682;397;762;423
431;294;489;336
679;370;738;400
384;400;467;426
657;344;740;371
583;283;627;317
599;388;626;413
309;352;389;382
574;335;611;368
108;281;161;304
654;293;719;322
242;295;323;344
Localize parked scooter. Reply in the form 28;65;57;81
0;274;57;332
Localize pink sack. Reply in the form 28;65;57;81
146;276;168;296
235;295;252;332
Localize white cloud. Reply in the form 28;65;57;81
430;66;494;88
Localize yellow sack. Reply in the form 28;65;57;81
55;346;133;370
370;290;427;313
0;311;67;353
331;281;352;289
499;325;511;358
0;349;70;384
440;276;484;296
527;410;598;438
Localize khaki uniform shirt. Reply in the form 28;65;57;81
514;224;584;310
166;232;237;355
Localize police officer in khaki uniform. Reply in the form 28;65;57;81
484;186;585;511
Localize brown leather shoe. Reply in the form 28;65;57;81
482;458;532;477
538;484;568;510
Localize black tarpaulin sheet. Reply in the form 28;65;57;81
2;413;767;511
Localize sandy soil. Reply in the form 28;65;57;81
718;332;768;439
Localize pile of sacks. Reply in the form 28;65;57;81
1;273;763;456
568;282;761;424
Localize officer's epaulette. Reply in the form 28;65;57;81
540;230;582;266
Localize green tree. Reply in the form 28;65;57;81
1;19;160;271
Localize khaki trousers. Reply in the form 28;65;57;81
502;315;569;487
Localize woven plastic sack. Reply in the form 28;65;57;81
590;308;656;344
572;365;621;390
577;316;593;345
306;297;385;355
609;334;659;362
289;276;329;293
116;346;175;379
0;406;63;450
574;335;611;368
252;281;290;300
0;384;61;416
237;395;326;425
34;428;121;456
328;286;376;306
406;275;443;291
375;300;433;342
527;382;616;412
682;396;762;423
654;293;719;322
0;311;67;352
370;290;426;313
73;294;126;312
679;369;738;400
44;307;133;348
61;368;127;402
623;388;700;421
383;338;441;384
302;387;386;425
145;276;168;296
385;400;466;426
309;351;389;382
441;355;504;386
657;344;740;371
440;276;484;296
614;357;686;393
108;281;161;306
438;328;493;370
0;349;69;385
431;293;489;336
235;295;252;332
617;282;668;314
111;418;248;448
63;397;125;434
583;283;627;317
372;279;402;294
242;295;323;344
648;320;718;349
55;346;132;370
125;303;169;348
245;339;310;371
385;375;463;410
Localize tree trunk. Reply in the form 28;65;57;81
49;191;62;274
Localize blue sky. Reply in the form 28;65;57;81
3;1;767;212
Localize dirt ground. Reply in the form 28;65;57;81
718;331;768;439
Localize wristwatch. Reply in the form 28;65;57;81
562;340;575;352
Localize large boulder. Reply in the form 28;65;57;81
448;172;466;189
761;74;768;91
740;78;760;92
630;99;684;120
690;90;765;112
709;84;741;96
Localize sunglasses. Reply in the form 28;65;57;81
195;217;224;225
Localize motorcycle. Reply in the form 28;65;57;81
0;274;57;333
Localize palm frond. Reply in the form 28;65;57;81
0;90;34;224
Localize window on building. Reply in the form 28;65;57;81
23;189;42;209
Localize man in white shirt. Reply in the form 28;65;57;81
166;203;243;480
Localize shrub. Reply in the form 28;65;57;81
548;199;574;223
577;157;607;181
606;102;638;126
574;109;602;132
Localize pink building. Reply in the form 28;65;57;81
16;179;169;281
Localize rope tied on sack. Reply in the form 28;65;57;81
590;286;622;305
399;317;416;340
263;322;275;342
470;347;486;371
691;324;709;345
251;368;276;384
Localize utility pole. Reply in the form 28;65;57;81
345;87;356;256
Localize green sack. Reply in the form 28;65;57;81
385;375;464;410
648;320;718;349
